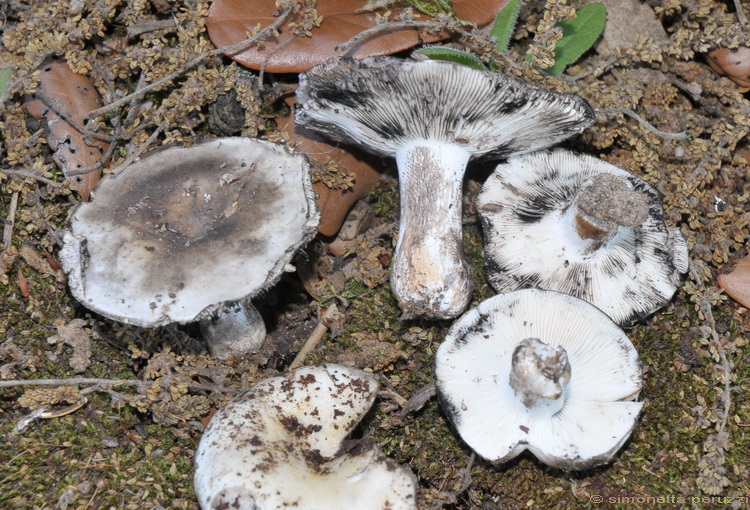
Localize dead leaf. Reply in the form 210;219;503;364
595;0;668;57
207;0;510;73
278;94;384;237
718;256;750;308
47;318;93;373
25;57;109;200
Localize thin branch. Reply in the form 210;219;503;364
734;0;747;26
2;191;18;250
1;169;62;187
597;107;690;140
0;377;145;389
87;3;296;119
335;19;450;52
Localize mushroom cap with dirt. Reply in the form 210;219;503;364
435;288;643;471
477;149;689;327
295;56;594;320
60;137;319;358
193;364;418;510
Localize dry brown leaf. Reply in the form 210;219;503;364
207;0;509;73
47;318;93;373
25;57;109;200
278;94;383;237
718;256;750;308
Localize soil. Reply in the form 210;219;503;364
1;0;750;509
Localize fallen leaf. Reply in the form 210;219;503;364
47;318;93;373
718;255;750;308
278;94;384;237
25;57;109;200
207;0;510;72
595;0;667;58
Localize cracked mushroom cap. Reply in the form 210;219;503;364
477;149;689;327
194;364;417;510
295;56;595;159
435;289;643;471
60;137;319;327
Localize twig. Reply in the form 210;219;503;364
288;303;339;369
596;107;689;140
734;0;747;26
1;169;62;187
0;377;145;389
336;18;453;53
87;3;296;119
2;191;18;250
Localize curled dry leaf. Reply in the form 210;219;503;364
206;0;510;73
25;57;110;200
718;255;750;308
279;94;383;237
47;318;93;373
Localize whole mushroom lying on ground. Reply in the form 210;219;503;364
193;364;417;510
60;137;319;359
435;288;643;470
295;56;594;320
477;149;689;326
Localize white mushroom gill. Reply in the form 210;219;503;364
296;56;594;320
193;364;417;510
435;289;643;470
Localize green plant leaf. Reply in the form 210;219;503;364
544;3;606;76
413;47;487;69
0;68;12;97
489;0;521;55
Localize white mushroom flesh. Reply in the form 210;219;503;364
435;288;643;470
477;149;689;326
296;57;594;319
194;364;417;510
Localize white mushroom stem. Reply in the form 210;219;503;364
509;338;571;414
199;300;266;359
391;140;473;319
571;173;650;245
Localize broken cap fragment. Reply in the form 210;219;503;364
296;56;594;319
60;137;319;356
477;149;688;326
193;364;418;510
435;288;643;470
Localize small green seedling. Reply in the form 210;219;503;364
415;1;606;76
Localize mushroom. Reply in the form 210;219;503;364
60;137;319;358
193;364;418;510
476;149;688;327
435;288;643;470
295;56;594;319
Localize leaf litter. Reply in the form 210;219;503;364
0;0;750;508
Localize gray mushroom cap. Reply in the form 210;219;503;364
477;149;689;327
193;364;418;510
295;57;594;320
60;137;319;329
435;289;643;471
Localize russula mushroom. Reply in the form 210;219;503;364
296;56;594;319
435;288;643;470
194;364;418;510
477;149;688;327
60;137;319;358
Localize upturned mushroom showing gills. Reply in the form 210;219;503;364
295;56;595;320
60;137;319;358
477;149;689;327
193;364;418;510
435;288;643;471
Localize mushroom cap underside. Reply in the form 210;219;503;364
477;149;689;327
194;364;417;510
61;137;319;327
435;289;643;470
295;56;594;158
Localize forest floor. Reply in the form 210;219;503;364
1;0;749;508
